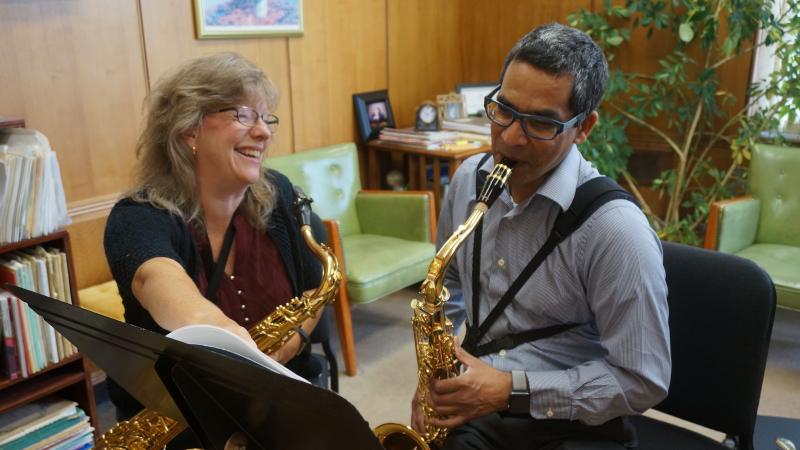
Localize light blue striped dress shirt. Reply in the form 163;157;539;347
440;146;671;425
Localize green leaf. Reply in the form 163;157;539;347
607;35;624;46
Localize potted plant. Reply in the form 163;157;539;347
569;0;799;244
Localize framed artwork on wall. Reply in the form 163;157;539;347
353;90;396;142
193;0;304;39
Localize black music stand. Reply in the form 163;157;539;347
8;285;383;450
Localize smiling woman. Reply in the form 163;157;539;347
102;52;331;448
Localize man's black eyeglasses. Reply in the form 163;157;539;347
217;106;279;131
483;86;585;140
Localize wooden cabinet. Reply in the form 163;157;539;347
0;118;98;438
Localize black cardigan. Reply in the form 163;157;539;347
104;170;326;335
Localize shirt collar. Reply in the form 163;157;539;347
534;144;581;212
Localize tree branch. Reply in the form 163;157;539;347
606;102;684;155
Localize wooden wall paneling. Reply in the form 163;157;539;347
287;0;387;151
387;0;462;129
0;0;146;204
458;0;594;84
139;0;295;156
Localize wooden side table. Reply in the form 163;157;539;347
366;140;490;216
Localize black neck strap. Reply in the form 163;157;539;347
202;221;236;302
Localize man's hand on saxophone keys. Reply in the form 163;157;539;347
425;345;515;429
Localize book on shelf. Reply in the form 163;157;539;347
0;128;70;245
0;296;20;380
0;245;76;380
0;398;93;450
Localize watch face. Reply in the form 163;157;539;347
420;105;437;124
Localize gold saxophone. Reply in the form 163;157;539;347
374;158;515;450
97;187;341;450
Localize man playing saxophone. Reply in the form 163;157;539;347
103;52;329;448
411;23;670;449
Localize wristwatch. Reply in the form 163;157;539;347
508;370;530;415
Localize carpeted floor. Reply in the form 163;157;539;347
94;286;800;446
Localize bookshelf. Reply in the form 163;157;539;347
0;119;98;438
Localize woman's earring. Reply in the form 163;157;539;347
192;146;197;157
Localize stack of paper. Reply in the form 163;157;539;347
378;128;460;149
442;116;491;135
0;129;70;245
0;399;93;450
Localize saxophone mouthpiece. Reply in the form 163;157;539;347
477;157;516;207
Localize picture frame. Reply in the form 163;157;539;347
353;90;396;142
456;82;498;117
437;92;467;123
193;0;304;40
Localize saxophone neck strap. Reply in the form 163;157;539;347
202;220;236;302
463;176;638;355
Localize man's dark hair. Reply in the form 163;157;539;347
500;22;608;115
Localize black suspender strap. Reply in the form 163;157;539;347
201;221;236;302
462;176;638;356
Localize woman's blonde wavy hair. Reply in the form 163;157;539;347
129;52;279;232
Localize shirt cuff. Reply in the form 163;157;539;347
527;370;573;420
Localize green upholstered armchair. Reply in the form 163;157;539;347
705;143;800;311
266;143;436;375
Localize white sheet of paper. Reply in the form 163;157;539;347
167;324;308;384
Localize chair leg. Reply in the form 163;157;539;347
322;339;339;392
323;219;358;376
333;285;357;376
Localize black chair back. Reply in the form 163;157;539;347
657;242;776;447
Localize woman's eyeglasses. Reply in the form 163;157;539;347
216;106;279;131
483;86;585;140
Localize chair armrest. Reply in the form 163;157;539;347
355;190;436;243
704;196;761;253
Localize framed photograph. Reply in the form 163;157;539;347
353;90;396;142
437;92;467;123
456;82;497;117
193;0;304;39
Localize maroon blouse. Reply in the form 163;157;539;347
191;212;293;327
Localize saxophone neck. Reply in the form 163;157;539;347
423;203;487;298
299;224;341;302
422;157;515;301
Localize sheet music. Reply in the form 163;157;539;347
167;324;308;384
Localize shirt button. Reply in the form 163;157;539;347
237;289;243;295
546;409;554;418
244;317;250;323
499;349;507;357
498;258;505;268
240;304;246;310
